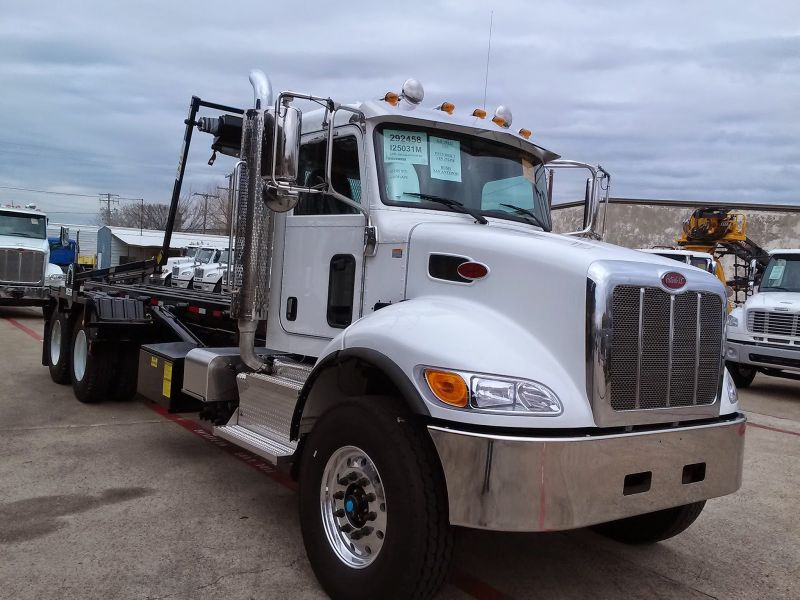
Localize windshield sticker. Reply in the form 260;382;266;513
768;263;785;280
385;162;421;201
429;137;462;182
384;130;428;164
522;158;537;183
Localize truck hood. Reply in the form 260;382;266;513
0;235;48;253
405;221;723;408
746;291;800;311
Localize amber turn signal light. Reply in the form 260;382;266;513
472;108;487;119
424;369;468;407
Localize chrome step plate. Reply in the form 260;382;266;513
214;423;296;466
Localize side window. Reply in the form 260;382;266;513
327;254;356;328
294;136;361;215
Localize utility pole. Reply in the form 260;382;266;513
191;192;218;235
139;198;145;234
98;193;120;224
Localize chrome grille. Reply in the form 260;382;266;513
609;285;723;411
747;310;799;338
0;248;45;284
172;265;180;277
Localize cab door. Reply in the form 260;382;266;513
279;128;366;338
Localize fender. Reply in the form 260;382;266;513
290;346;429;440
293;296;596;435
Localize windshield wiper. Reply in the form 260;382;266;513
402;193;488;225
499;204;551;231
761;286;790;291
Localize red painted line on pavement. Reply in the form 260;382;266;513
748;422;800;438
144;400;510;600
3;317;43;342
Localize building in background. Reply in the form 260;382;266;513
96;226;228;268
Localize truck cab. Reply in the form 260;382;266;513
0;207;64;305
193;248;230;293
726;249;800;386
171;246;221;289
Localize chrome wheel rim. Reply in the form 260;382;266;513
320;445;387;568
50;319;61;365
73;329;88;382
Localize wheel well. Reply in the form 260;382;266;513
291;349;429;443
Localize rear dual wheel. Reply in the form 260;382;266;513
47;310;71;384
66;315;139;403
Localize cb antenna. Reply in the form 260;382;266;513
482;10;494;110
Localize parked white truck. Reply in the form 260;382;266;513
725;249;800;386
171;246;223;288
0;206;65;305
41;73;744;599
192;248;230;292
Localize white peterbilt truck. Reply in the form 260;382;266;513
725;249;800;386
41;72;744;599
0;206;65;305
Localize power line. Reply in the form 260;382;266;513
0;185;144;201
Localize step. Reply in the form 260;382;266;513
271;356;314;385
213;423;297;466
236;372;300;449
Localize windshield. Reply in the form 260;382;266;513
375;125;551;229
760;255;800;292
186;247;198;258
197;248;216;263
0;212;47;239
219;250;230;264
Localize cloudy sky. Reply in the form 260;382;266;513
1;0;798;224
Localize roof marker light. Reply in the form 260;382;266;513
436;102;455;114
518;128;532;139
492;105;513;128
382;91;400;106
472;108;487;119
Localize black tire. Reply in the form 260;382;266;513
593;501;706;544
70;320;115;404
727;362;756;388
298;396;453;600
46;310;71;384
213;280;222;294
164;274;171;287
110;343;140;401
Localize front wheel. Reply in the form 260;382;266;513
593;501;706;544
298;397;453;600
726;362;756;388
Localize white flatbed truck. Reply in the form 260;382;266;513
40;72;745;599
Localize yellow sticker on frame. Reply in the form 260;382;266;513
162;361;173;398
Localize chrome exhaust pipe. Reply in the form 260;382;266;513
233;71;275;372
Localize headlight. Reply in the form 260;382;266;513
726;372;738;404
424;368;563;416
727;315;739;328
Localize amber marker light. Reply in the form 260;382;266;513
472;108;487;118
424;369;469;407
436;102;456;114
382;91;400;106
518;128;532;139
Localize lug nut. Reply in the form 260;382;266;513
340;524;353;533
357;477;370;487
366;511;377;521
335;509;345;518
351;531;363;540
365;493;376;502
360;526;374;536
333;491;345;500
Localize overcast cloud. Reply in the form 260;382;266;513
0;0;798;223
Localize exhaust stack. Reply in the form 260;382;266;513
232;72;275;371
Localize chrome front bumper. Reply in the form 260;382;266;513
428;415;746;532
0;284;47;303
726;339;800;373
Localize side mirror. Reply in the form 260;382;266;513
59;226;69;247
582;178;593;230
274;101;302;184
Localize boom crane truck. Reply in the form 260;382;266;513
41;71;745;599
